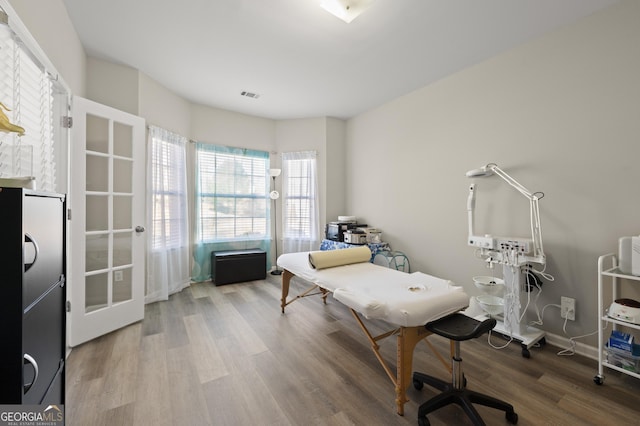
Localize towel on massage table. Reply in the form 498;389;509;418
277;251;469;327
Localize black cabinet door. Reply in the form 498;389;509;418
40;362;64;406
0;188;65;405
23;194;65;309
22;285;65;404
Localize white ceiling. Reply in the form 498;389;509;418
62;0;618;120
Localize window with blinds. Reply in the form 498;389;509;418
0;20;57;191
149;127;188;250
195;143;269;242
282;153;317;240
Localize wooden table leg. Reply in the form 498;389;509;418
396;326;431;416
320;287;329;304
281;269;293;313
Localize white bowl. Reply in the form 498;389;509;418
473;276;504;295
475;295;504;316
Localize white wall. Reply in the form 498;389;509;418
345;0;640;346
139;73;191;137
325;117;346;222
87;58;139;116
190;104;276;150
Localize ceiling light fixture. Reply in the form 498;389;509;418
320;0;375;23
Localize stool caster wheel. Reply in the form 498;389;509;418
593;375;604;385
506;410;518;424
413;378;424;390
418;416;430;426
521;345;530;358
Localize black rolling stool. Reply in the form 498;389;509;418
413;313;518;426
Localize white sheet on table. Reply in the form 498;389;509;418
277;252;469;327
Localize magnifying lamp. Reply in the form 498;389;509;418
466;166;494;178
466;163;545;265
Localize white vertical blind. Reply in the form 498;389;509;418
0;20;56;191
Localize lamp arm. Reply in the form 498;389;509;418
530;197;545;263
467;184;477;238
488;164;535;199
486;164;545;263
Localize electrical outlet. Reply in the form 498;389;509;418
561;296;575;321
114;270;124;282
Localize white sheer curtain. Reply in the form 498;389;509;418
281;151;320;253
146;126;191;303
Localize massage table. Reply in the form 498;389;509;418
277;247;469;416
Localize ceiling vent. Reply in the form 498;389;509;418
241;91;260;99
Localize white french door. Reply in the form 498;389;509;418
69;96;146;346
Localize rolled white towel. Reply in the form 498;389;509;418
308;245;371;270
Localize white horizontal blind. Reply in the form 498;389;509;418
284;158;313;238
195;143;269;242
0;21;56;191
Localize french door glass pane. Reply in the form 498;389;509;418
86;195;108;231
113;232;132;267
113;122;133;158
85;272;108;313
86;234;109;272
86;154;108;192
113;267;132;304
86;114;108;153
113;158;132;193
113;195;132;230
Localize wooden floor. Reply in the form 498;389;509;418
66;275;640;425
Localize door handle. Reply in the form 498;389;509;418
135;226;145;233
24;233;39;272
23;353;39;394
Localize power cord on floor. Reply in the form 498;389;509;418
556;309;602;356
529;302;602;356
487;329;513;349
